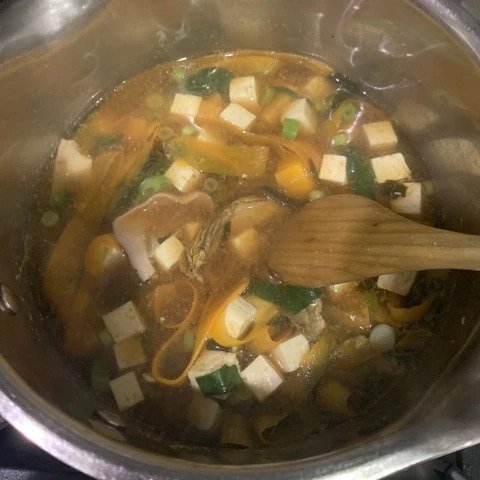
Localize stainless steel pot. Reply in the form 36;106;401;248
1;0;480;478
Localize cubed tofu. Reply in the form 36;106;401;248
240;355;283;402
371;153;411;183
170;93;203;119
113;336;146;370
165;160;206;193
377;271;417;296
363;121;398;151
224;296;257;339
319;154;348;184
271;334;310;373
51;139;92;195
282;98;317;134
220;103;257;130
153;235;185;271
183;221;202;243
102;301;145;343
228;228;263;260
187;395;221;431
188;350;239;391
390;182;423;216
304;75;334;104
229;76;260;112
109;371;144;410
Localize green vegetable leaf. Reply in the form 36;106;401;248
171;66;187;82
344;147;376;199
196;364;243;397
90;360;110;393
133;174;171;204
49;189;75;213
322;90;351;114
246;282;323;314
282;118;300;140
185;67;234;96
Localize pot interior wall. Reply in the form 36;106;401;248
0;0;480;466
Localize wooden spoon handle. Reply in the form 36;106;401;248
268;194;480;287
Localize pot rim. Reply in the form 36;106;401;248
1;1;480;479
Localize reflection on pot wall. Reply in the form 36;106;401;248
0;0;480;470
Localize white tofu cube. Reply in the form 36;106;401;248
187;395;221;431
282;98;317;134
109;371;144;410
319;154;348;184
220;103;257;131
228;228;263;260
113;336;146;370
153;235;185;271
102;301;145;343
165;160;206;193
229;76;259;112
188;350;239;391
390;182;423;216
170;93;203;119
377;271;417;297
363;121;398;151
51;139;92;195
271;334;310;373
240;355;283;402
224;296;257;339
371;153;411;183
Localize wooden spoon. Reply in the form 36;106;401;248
268;194;480;287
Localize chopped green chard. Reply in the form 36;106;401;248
246;282;323;314
282;118;300;140
49;189;75;213
90;360;110;393
171;65;187;82
322;90;351;114
185;67;233;96
345;147;376;199
94;134;123;150
196;364;243;397
261;86;276;105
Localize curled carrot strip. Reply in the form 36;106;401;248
151;278;249;385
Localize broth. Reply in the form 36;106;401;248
36;51;447;448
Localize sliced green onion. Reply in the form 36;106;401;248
181;125;196;136
158;126;175;140
202;177;218;193
282;118;300;140
261;86;276;105
339;101;359;124
40;210;59;227
196;364;243;397
90;360;110;393
322;90;351;113
246;282;323;314
49;189;75;213
171;66;187;82
308;190;327;201
134;174;171;203
331;133;349;147
183;328;195;352
98;329;113;347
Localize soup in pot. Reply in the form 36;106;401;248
37;51;448;447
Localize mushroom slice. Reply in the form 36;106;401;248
113;192;215;282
